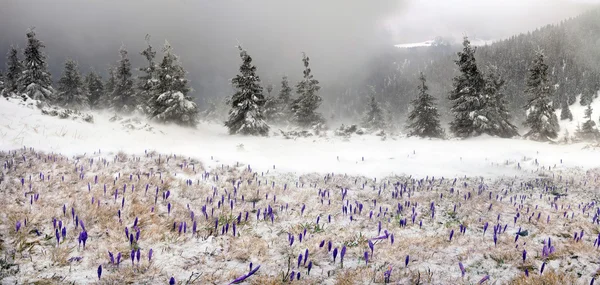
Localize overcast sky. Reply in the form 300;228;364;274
1;0;598;99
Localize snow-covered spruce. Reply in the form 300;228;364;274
362;89;386;131
291;53;324;128
0;70;4;96
277;76;293;120
2;46;23;97
449;37;518;139
138;35;159;115
56;59;89;109
110;46;136;113
407;73;444;138
151;91;198;127
101;66;116;108
17;29;54;101
85;70;104;109
560;99;573;121
576;103;599;141
478;66;519;138
523;51;559;141
225;46;269;136
148;41;197;126
449;37;484;138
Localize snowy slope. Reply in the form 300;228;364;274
555;94;600;139
0;97;599;179
394;38;495;49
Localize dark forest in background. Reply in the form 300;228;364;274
337;9;600;125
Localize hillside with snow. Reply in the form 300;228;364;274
1;97;599;180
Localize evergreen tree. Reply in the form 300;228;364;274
449;37;486;138
225;46;269;136
263;95;279;122
138;35;158;113
155;41;190;96
152;91;198;126
278;76;292;108
56;59;88;108
479;66;519;138
101;66;116;108
523;51;559;141
85;71;104;109
291;53;324;127
149;41;198;126
407;73;444;138
111;46;136;112
272;76;293;122
560;99;573;121
18;29;54;101
4;46;23;97
577;103;599;140
362;92;386;130
0;71;4;96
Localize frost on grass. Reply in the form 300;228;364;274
1;148;600;284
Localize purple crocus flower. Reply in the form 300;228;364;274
15;221;21;232
340;246;346;264
136;248;141;263
79;231;88;249
449;229;454;241
333;248;338;262
109;251;115;264
149;248;153;262
117;252;122;266
478;275;490;284
298;254;303;268
131;249;135;265
229;264;260;284
405;255;409;268
97;265;102;280
304;249;309;265
169;277;175;285
522;249;527;262
368;240;374;255
459;262;465;277
364;251;369;265
540;262;546;274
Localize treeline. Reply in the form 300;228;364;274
415;37;598;141
215;36;599;141
0;30;198;126
359;9;600;124
224;48;325;135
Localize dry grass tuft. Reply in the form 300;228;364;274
508;270;578;285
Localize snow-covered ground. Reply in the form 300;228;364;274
1;97;600;284
1;97;599;180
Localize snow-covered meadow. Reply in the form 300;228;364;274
1;98;600;284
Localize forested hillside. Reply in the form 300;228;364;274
352;9;600;125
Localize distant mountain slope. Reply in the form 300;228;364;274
359;8;600;124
